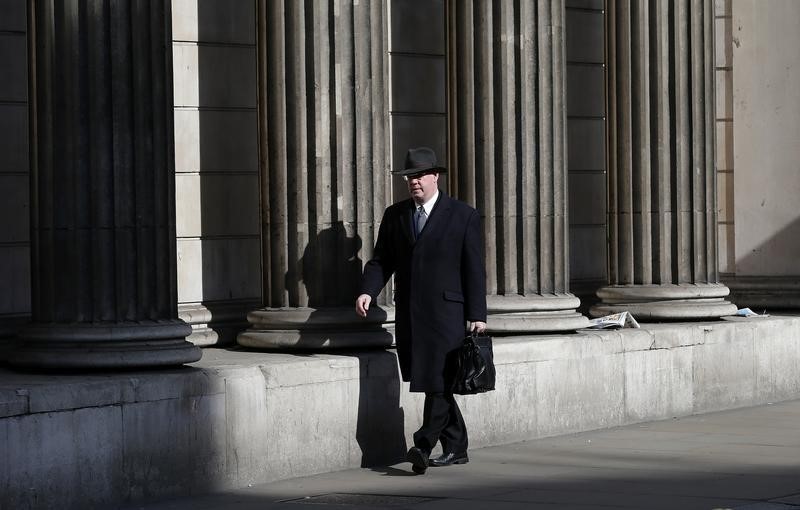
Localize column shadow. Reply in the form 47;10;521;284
291;222;407;468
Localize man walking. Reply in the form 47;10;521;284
356;147;487;475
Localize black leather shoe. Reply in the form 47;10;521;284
429;451;469;467
406;447;429;475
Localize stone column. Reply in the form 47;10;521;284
238;0;393;349
449;0;588;332
592;0;736;319
10;0;200;367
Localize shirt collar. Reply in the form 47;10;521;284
416;189;439;216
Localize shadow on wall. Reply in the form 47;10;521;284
193;0;405;470
289;222;406;467
724;216;800;310
733;216;800;277
291;221;363;308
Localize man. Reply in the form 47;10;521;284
356;146;487;475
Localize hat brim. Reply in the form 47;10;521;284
391;165;447;177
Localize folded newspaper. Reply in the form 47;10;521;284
588;311;641;329
735;307;769;317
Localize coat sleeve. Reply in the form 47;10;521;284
360;208;396;299
462;208;487;322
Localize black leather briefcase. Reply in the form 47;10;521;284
451;331;496;395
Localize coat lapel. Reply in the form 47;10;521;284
416;191;451;242
400;200;416;245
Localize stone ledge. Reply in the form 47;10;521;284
1;316;799;508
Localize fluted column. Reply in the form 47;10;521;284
10;0;200;368
592;0;736;319
238;0;392;349
449;0;588;333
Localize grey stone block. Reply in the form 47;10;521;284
0;245;30;314
176;237;262;303
619;328;655;352
460;361;538;446
122;395;227;500
176;173;260;237
0;406;124;509
390;55;446;113
222;368;269;485
172;0;256;45
624;347;694;421
567;64;605;118
173;43;256;108
27;378;132;414
693;330;758;412
391;114;447;173
0;388;27;418
0;0;26;32
568;171;606;225
0;104;27;172
566;0;605;9
535;355;626;437
265;378;357;480
651;322;709;349
569;226;607;280
566;9;604;64
567;118;605;170
0;33;26;101
390;0;445;55
753;319;800;401
174;109;258;173
0;175;28;241
129;369;226;403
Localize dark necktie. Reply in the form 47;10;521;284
415;206;427;238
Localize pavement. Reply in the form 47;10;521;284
127;399;800;510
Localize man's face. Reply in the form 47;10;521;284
405;171;439;204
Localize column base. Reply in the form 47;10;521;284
590;283;738;320
487;294;589;333
179;302;257;347
0;316;27;363
9;320;201;369
237;306;395;350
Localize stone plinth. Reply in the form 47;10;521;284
591;283;738;320
2;316;800;508
488;295;588;333
238;306;395;349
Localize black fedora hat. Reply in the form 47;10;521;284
393;146;447;176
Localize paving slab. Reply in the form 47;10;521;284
124;400;800;510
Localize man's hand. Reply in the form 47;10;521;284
468;321;487;334
355;294;372;318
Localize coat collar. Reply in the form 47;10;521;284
401;190;451;244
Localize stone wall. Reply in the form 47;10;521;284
723;0;800;308
0;0;30;351
172;0;262;344
2;317;800;508
565;0;607;308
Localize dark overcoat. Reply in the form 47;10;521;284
360;191;487;392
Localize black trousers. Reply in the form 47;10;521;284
413;392;468;454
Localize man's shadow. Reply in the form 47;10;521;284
288;222;408;469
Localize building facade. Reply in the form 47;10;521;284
0;0;798;366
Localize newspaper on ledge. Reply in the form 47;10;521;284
587;311;641;329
